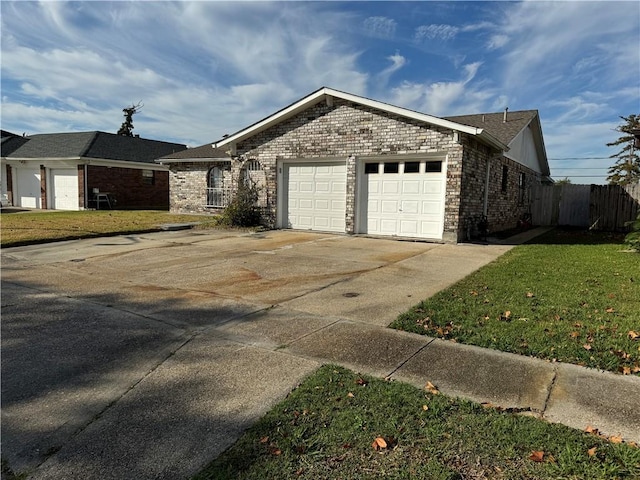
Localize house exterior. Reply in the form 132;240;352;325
1;131;186;210
160;87;550;242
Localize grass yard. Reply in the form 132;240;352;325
391;228;640;375
195;365;640;480
0;210;221;247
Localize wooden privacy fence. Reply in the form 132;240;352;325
531;183;640;231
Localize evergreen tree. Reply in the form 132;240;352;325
606;114;640;186
117;102;143;137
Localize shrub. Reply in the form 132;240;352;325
625;212;640;252
220;179;262;227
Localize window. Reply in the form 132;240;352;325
425;161;442;173
404;162;420;173
519;172;526;204
501;166;508;193
142;169;154;185
364;163;379;174
383;162;399;173
207;165;229;207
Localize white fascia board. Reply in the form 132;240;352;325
82;158;169;171
155;157;231;164
214;87;508;151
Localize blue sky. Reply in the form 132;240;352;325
1;1;639;183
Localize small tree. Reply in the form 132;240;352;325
555;177;572;185
117;101;143;137
606;114;640;186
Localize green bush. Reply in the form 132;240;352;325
625;212;640;252
220;180;262;227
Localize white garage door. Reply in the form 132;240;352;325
284;162;346;232
16;166;41;208
51;169;79;210
364;160;445;239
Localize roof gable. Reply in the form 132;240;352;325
214;87;507;152
446;110;549;176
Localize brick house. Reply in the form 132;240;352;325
159;87;550;242
1;131;186;210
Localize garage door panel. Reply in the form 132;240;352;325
284;162;346;233
51;169;79;210
16;167;41;209
401;200;419;214
364;161;445;239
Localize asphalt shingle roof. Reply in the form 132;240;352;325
445;110;539;146
159;143;229;160
3;131;187;163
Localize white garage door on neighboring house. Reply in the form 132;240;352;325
362;159;446;240
15;166;41;208
283;162;347;232
51;169;79;210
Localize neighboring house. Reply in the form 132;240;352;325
1;131;186;210
160;87;550;242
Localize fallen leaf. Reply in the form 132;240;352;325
347;392;354;398
505;310;511;318
422;404;429;411
570;331;580;338
372;437;387;450
425;381;439;395
529;450;544;462
574;322;583;328
526;292;534;298
470;290;478;296
606;307;615;313
260;436;270;444
609;435;623;444
583;344;592;350
585;425;600;435
629;331;639;340
271;448;282;456
607;293;616;299
620;366;631;375
587;447;597;457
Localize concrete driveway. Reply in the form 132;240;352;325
1;229;512;479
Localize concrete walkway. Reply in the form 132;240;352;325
2;227;639;480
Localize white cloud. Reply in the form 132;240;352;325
487;34;509;50
363;16;397;39
414;24;459;42
376;52;407;86
386;61;492;116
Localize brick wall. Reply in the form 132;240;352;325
168;162;230;214
87;165;169;210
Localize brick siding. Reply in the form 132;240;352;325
87;165;169;210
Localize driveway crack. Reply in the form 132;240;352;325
540;366;559;418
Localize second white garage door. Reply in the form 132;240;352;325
15;166;41;208
363;159;446;240
283;162;346;232
51;169;79;210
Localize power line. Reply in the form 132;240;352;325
548;157;610;160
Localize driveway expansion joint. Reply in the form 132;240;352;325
540;366;559;418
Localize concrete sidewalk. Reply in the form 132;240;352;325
2;226;639;480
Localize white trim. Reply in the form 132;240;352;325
156;157;232;164
5;157;169;171
214;87;508;152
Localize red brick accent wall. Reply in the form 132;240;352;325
6;165;13;205
78;165;85;209
40;165;47;209
87;165;169;210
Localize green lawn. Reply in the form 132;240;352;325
391;229;640;375
0;210;221;247
195;365;639;480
